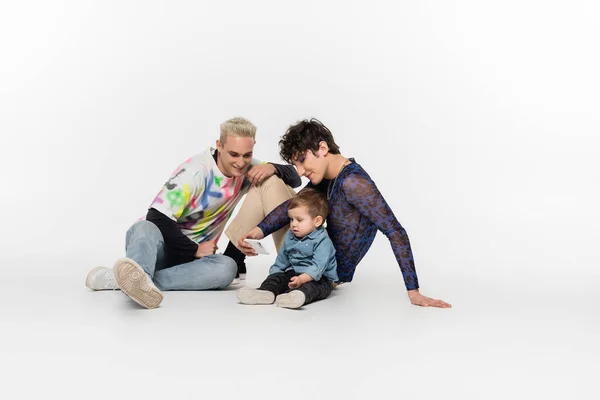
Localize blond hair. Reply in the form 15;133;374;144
219;117;257;144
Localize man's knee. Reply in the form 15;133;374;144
214;255;237;288
255;175;295;207
126;220;163;242
259;174;288;193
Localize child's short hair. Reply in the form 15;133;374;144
288;188;329;220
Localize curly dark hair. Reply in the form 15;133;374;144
288;188;329;220
279;118;341;164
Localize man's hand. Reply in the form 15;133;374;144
245;164;276;186
195;240;218;258
407;290;452;308
237;227;265;257
288;273;313;289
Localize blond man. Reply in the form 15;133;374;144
85;117;300;309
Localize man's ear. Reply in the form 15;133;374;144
318;141;330;157
314;215;324;227
216;139;222;151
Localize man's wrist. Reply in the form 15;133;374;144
268;163;278;176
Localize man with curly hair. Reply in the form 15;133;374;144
229;118;451;308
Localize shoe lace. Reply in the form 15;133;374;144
105;270;119;290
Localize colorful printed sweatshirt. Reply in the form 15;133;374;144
145;148;300;266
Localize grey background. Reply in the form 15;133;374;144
1;1;598;399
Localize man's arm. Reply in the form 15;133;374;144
256;198;292;237
246;158;301;188
342;175;419;291
342;174;451;308
255;186;322;238
268;163;302;188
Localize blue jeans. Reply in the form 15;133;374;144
125;220;237;290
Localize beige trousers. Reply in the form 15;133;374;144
225;175;296;252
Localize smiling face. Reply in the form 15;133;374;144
291;141;330;185
287;205;323;238
215;135;255;177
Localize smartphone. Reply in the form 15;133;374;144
245;239;270;255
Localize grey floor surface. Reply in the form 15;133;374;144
2;254;597;400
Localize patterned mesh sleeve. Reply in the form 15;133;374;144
342;174;420;290
256;198;292;236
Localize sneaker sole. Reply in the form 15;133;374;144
236;288;274;305
276;291;306;309
113;258;163;309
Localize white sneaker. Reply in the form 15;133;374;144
113;258;163;309
86;267;119;291
276;290;306;309
236;287;275;305
230;273;247;286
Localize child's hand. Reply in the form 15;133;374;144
288;276;303;289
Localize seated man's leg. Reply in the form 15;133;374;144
153;255;237;290
86;219;165;292
226;175;296;252
124;220;166;278
112;220;167;309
